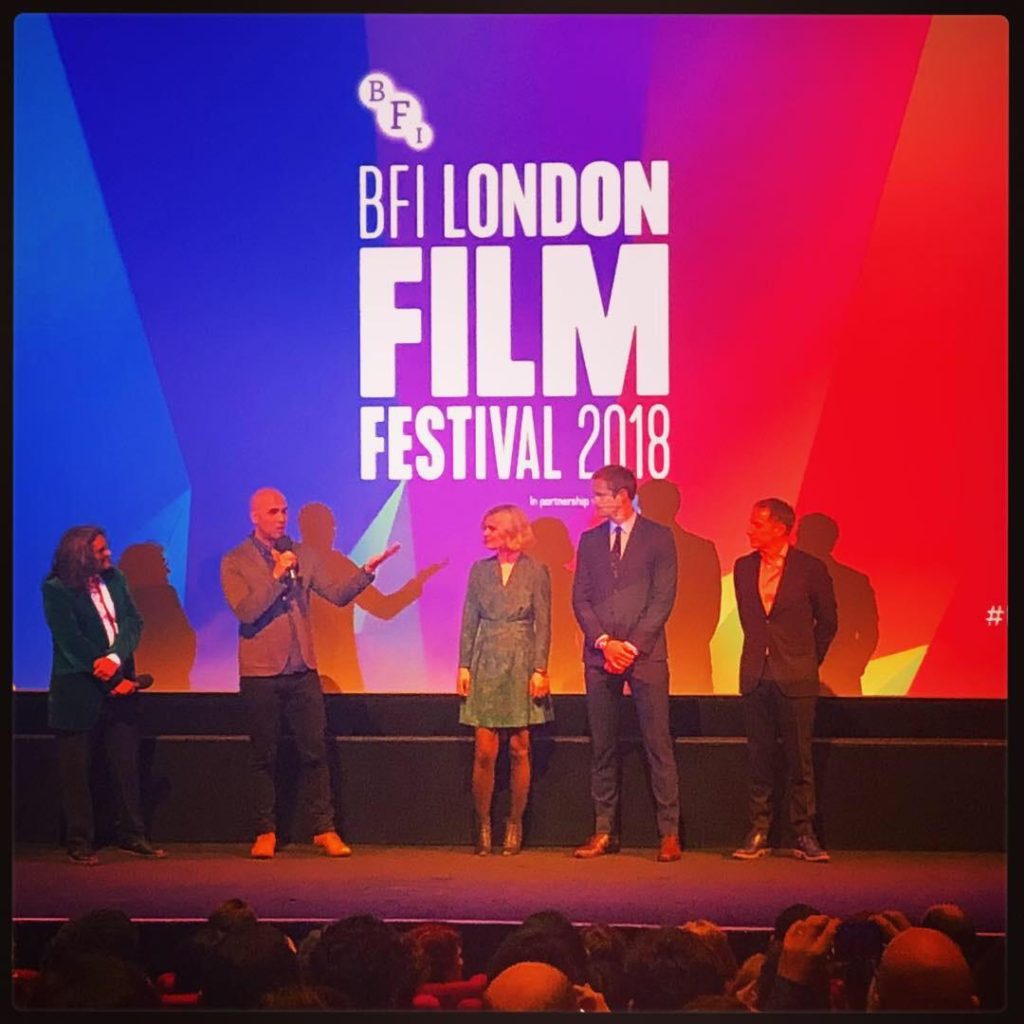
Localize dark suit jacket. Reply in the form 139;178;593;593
572;515;678;668
733;546;838;697
43;568;143;731
221;536;373;677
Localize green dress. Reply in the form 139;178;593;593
458;554;554;729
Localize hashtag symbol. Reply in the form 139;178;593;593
985;605;1005;626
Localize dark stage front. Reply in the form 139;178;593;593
13;693;1006;853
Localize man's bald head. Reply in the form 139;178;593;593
249;488;288;544
484;961;577;1012
871;927;976;1011
250;488;286;514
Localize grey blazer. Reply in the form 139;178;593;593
221;536;374;677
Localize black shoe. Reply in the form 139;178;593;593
67;847;99;866
793;833;830;862
732;829;771;860
119;838;167;859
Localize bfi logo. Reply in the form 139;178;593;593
358;71;434;151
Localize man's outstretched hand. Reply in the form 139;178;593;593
363;543;401;574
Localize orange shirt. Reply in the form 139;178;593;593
758;542;789;614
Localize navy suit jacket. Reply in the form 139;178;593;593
733;546;838;697
572;515;678;668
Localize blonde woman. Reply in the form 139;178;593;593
457;504;552;855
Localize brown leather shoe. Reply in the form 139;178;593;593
573;833;620;859
657;834;682;862
250;832;276;859
313;831;352;857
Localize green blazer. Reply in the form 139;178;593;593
42;568;144;731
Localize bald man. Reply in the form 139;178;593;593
868;927;978;1011
221;488;398;859
484;962;578;1012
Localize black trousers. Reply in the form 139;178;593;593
584;660;680;838
742;678;817;837
240;670;335;837
55;699;145;851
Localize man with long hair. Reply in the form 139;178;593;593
42;525;165;864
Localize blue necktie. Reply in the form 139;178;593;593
611;526;622;578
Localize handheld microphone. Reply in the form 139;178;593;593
274;536;299;581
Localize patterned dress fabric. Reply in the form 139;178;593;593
458;554;553;729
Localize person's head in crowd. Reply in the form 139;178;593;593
828;914;886;1011
581;924;630;1012
207;897;258;933
680;918;738;988
730;952;766;1009
682;992;751;1011
200;921;299;1008
259;983;352;1009
868;927;978;1011
170;924;229;993
307;914;418;1010
524;911;588;978
487;914;588;984
484;961;578;1012
625;927;724;1011
405;922;464;985
30;953;160;1009
921;902;977;964
44;909;142;970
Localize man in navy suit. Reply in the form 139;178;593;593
571;465;681;862
732;498;837;863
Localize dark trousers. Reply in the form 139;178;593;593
742;678;817;837
240;670;334;837
584;661;680;837
55;702;145;851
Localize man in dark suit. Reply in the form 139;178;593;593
732;498;837;863
220;487;398;859
42;525;166;865
571;465;681;862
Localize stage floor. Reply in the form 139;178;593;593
13;844;1006;932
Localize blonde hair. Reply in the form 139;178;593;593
482;504;534;551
